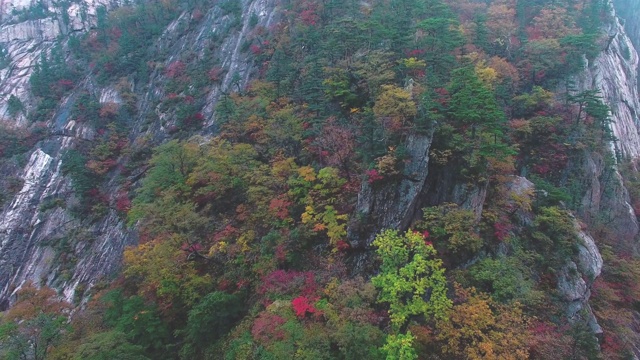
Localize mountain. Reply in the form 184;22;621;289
1;0;640;358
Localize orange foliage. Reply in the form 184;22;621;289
434;285;530;360
5;281;71;321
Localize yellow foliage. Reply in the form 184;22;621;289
301;205;315;224
375;153;400;176
401;57;427;70
435;285;530;360
123;240;211;307
475;63;498;88
298;166;317;182
209;241;228;256
373;85;417;132
373;85;417;118
237;230;255;253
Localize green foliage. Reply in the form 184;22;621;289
123;240;212;314
0;313;68;360
75;0;185;82
530;206;579;267
73;331;150;360
465;256;542;305
128;140;201;223
102;291;170;355
0;44;10;69
38;0;628;357
179;292;244;359
10;0;51;22
420;203;483;257
61;150;96;197
530;176;571;205
0;125;43;159
6;95;24;117
28;45;78;122
0;283;70;360
219;0;242;17
372;229;451;331
381;332;418;360
448;67;506;143
416;16;464;83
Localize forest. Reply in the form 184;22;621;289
1;0;639;359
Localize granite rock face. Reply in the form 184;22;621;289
0;0;280;307
348;132;434;249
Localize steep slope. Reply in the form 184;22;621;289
2;0;640;358
0;0;279;308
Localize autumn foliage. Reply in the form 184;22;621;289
26;0;634;358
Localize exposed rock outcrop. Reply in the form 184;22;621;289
0;0;280;306
557;225;603;335
0;0;121;125
348;132;434;248
571;1;640;249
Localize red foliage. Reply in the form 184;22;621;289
335;240;350;251
493;221;511;241
165;61;186;78
180;242;204;252
237;279;249;289
52;79;75;96
217;278;231;291
57;79;74;89
275;243;288;263
530;320;556;335
601;332;623;354
87;188;108;204
531;143;568;176
258;270;303;296
291;296;318;317
434;87;450;106
109;27;122;41
191;8;204;22
99;102;119;118
301;272;318;297
311;119;356;176
297;1;319;26
366;169;384;184
258;270;318;302
182;112;205;128
115;192;131;213
300;10;318;25
213;224;239;243
269;196;292;220
406;49;426;57
252;312;287;344
250;44;262;55
593;277;633;304
208;67;224;82
526;26;543;41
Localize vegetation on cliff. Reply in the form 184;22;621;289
3;0;640;358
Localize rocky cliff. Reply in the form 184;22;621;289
0;0;279;308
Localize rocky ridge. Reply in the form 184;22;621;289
0;0;279;307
